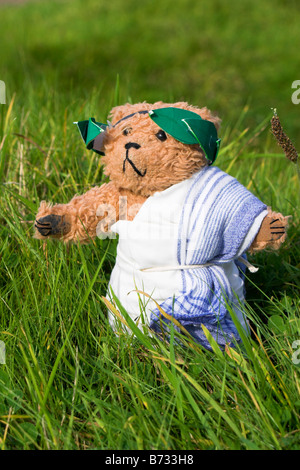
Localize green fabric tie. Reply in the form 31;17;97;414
149;107;220;163
75;118;108;155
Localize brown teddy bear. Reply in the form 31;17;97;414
34;101;289;350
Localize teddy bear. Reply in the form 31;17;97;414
34;101;289;350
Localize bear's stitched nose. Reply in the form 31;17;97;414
125;142;141;150
123;142;146;177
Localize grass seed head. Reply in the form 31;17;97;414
271;112;298;164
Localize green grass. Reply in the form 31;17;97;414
0;0;299;451
1;0;300;146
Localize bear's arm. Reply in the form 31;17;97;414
248;209;289;253
34;181;146;243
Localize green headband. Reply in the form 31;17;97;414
75;107;221;163
149;107;220;163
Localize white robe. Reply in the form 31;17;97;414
107;167;267;343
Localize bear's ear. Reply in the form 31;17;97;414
108;103;141;125
197;106;221;132
108;102;153;125
167;102;221;132
108;105;129;125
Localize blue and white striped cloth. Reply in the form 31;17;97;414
149;166;267;349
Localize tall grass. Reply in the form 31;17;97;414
1;0;300;147
0;82;299;450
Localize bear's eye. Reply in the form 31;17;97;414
123;127;132;136
155;129;167;142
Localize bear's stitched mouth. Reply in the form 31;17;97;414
123;142;147;177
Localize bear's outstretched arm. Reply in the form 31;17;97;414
249;209;290;253
34;182;146;243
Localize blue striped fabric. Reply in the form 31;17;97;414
149;166;267;349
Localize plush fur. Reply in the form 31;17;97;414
34;101;288;250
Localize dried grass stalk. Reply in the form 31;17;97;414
271;110;298;164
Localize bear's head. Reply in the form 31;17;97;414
79;101;221;198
